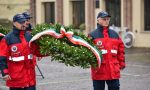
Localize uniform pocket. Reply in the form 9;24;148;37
113;62;120;73
97;63;106;74
111;47;118;59
111;53;117;58
8;61;25;80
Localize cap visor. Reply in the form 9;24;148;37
101;15;111;18
17;19;26;24
26;16;32;19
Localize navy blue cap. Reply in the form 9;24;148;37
22;12;32;19
97;11;111;19
13;14;26;24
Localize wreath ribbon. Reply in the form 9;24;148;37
29;27;102;68
0;33;5;37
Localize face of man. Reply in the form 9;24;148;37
97;17;110;27
13;21;27;30
26;19;30;25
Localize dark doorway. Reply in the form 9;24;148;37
44;2;55;24
106;0;121;27
144;0;150;31
72;0;85;28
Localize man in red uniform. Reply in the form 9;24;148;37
89;11;126;90
0;14;41;90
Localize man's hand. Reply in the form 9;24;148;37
120;66;126;70
2;75;11;81
37;57;43;61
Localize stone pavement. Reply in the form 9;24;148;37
0;47;150;90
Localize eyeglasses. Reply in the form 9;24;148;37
26;19;30;22
19;21;26;24
100;18;110;21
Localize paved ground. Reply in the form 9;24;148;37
0;48;150;90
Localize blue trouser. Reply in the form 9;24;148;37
93;79;120;90
9;86;36;90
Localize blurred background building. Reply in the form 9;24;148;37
0;0;30;28
0;0;150;48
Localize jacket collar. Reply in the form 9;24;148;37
97;24;109;31
13;26;26;35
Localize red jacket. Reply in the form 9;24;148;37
0;28;41;87
89;25;125;80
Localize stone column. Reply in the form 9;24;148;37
30;0;36;26
123;0;132;31
85;0;95;34
56;0;63;24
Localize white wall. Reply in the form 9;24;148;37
132;0;150;47
0;0;30;21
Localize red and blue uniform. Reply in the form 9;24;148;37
0;27;40;88
89;24;125;80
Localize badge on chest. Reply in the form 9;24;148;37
11;45;18;52
96;40;104;49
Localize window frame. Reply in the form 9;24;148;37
144;0;150;31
